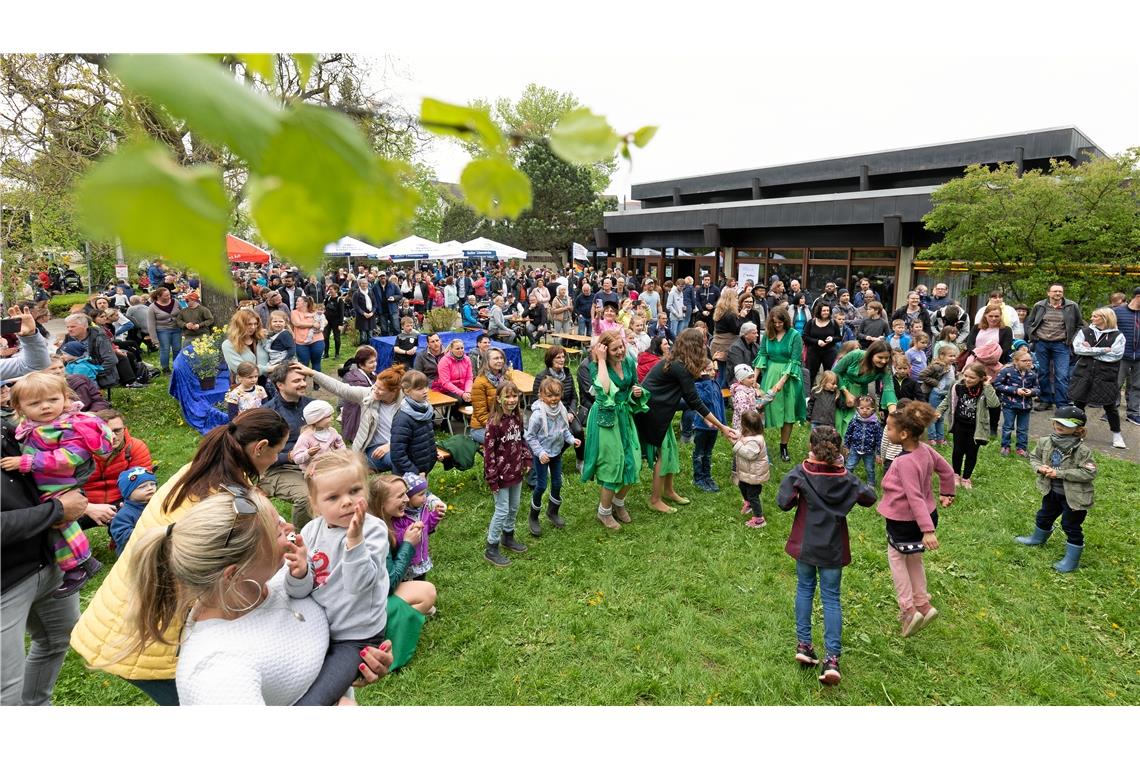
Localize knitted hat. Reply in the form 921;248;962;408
185;291;200;301
118;466;157;500
60;340;87;358
402;472;428;497
302;399;334;426
734;364;755;382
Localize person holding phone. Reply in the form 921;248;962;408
0;309;50;381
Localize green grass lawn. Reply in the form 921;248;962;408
50;341;1140;706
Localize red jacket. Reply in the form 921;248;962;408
86;432;153;504
637;353;662;383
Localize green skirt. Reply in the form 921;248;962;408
386;594;425;671
759;359;807;427
581;402;642;489
642;424;680;476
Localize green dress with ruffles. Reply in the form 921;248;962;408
753;329;807;427
832;349;897;437
581;355;651;491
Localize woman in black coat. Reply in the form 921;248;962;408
632;328;738;514
322;284;347;359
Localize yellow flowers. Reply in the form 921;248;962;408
585;590;605;607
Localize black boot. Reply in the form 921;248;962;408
485;541;511;567
780;443;790;462
528;493;543;537
501;530;528;553
547;495;566;528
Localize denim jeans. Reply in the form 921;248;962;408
681;410;697;440
156;328;182;371
294;342;324;373
125;678;179;706
1034;339;1071;406
365;449;393;472
1;564;80;705
794;561;843;656
692;430;716;482
469;427;486;444
488;482;522;543
1001;407;1031;449
532;453;563;501
845;450;876;488
577;316;590;335
928;388;946;440
670;318;687;340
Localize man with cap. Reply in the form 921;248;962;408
175;291;214;340
1016;405;1097;574
289;399;346;468
1112;286;1140;426
107;466;158;556
726;321;761;383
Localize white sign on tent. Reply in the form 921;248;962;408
323;236;385;259
461;236;528;260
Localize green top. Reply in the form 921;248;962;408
753;329;804;377
833;349;897;409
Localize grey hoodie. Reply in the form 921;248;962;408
524;399;577;459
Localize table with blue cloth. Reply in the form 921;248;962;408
169;347;230;435
371;331;522;372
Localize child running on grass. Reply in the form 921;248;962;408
777;425;877;685
1015;406;1097;573
483;381;530;567
733;409;770;528
285;449;389;705
877;400;955;637
1;371;114;596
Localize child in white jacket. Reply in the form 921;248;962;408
733;409;771;528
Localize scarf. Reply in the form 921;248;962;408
400;396;435;422
484;369;506;390
537;400;567;437
1048;433;1082;456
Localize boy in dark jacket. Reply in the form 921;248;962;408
993;350;1039;456
692;361;726;492
107;466;157;555
778;425;877;686
388;371;440;478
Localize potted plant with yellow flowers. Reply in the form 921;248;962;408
186;327;226;390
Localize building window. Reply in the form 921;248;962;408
808;264;848;298
809;249;848;260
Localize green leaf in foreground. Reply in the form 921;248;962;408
549;107;621;164
349;158;423;243
421;98;507;154
293;53;316;90
110;54;281;165
632;125;658;148
236;54;275;83
75;140;230;287
460;157;532;219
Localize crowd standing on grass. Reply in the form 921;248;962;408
1;252;1135;702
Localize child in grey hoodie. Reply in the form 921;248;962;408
524;376;581;537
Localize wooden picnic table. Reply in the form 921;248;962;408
507;369;535;395
551;332;591;345
428;390;459;407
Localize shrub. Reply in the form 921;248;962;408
48;293;93;317
424;307;459;334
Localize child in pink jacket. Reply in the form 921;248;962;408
877;399;956;638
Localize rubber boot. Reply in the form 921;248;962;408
484;541;511;567
500;530;528;553
1015;526;1053;546
528;494;543;537
1053;542;1083;573
546;495;566;528
779;443;790;462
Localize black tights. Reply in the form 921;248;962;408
323;322;341;358
1073;401;1120;433
951;420;980;479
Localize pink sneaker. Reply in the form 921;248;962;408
741;502;752;515
1016;448;1027;457
745;516;767;528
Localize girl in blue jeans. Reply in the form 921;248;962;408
777;425;877;686
524;377;581;537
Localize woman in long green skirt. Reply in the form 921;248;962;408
753;305;808;461
581;330;649;530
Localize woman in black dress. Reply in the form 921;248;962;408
322;284;347;359
803;302;841;387
634;328;738;514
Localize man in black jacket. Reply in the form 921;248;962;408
277;271;307;312
695;275;720;331
1;416;88;705
262;364;314;529
573;282;595;335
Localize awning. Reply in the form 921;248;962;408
323;236;385;259
460;236;528;260
375;236;463;261
226;234;271;264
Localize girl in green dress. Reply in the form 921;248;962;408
753;305;808;462
831;339;897;438
581;330;650;530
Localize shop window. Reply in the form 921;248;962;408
809;249;848;260
849;266;897;310
808;264;849;298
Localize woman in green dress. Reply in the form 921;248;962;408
753;305;808;462
831;338;896;437
581;329;650;530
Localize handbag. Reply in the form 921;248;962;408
887;535;926;554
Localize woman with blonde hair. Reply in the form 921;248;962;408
1069;307;1127;449
582;329;649;530
710;287;741;384
635;327;739;512
222;308;269;379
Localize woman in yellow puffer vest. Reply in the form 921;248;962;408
70;410;290;704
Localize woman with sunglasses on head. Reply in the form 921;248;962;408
70;409;392;705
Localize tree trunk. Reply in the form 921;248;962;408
201;281;238;330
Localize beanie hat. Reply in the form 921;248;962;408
60;341;87;358
185;291;200;301
118;466;157;501
302;399;334;426
402;472;428;497
734;364;755;382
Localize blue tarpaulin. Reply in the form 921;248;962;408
371;331;522;372
170;348;230;435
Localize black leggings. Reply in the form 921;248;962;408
323;322;341;358
951;419;980;479
1073;401;1120;433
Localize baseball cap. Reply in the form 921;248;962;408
1050;405;1087;428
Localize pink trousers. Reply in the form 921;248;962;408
886;546;930;618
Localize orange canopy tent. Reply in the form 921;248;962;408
226;234;271;264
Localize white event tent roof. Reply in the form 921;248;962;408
460;236;528;260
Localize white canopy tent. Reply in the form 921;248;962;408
375;235;462;262
460;236;528;260
323;236;385;259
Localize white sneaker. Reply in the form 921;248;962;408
1112;432;1127;449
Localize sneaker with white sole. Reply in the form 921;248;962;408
915;606;938;631
901;610;924;637
795;642;819;666
1112;432;1127;449
819;654;841;685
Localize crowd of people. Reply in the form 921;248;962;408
2;252;1136;703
